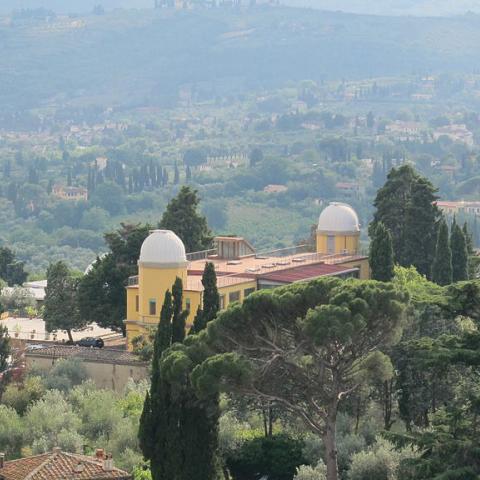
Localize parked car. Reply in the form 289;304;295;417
76;337;104;348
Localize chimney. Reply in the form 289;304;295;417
103;453;113;472
95;449;105;460
0;453;5;469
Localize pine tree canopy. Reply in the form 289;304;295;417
162;277;409;480
44;261;84;342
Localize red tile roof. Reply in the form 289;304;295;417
0;450;131;480
258;262;358;284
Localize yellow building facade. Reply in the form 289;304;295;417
125;203;369;349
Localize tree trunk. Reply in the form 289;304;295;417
383;380;394;431
354;396;361;435
67;329;73;343
262;406;268;437
323;408;338;480
268;405;273;437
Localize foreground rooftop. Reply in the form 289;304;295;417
0;449;130;480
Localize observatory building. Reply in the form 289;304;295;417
125;202;369;349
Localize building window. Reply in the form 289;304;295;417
185;298;191;311
244;287;255;298
219;295;226;310
327;235;335;254
149;299;156;316
229;291;240;303
135;295;139;312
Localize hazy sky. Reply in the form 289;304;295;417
0;0;151;14
1;0;480;16
284;0;480;16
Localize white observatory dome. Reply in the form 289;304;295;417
317;202;360;233
139;230;187;267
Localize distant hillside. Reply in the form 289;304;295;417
1;7;480;110
284;0;480;16
0;0;151;14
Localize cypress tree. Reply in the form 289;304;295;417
139;291;172;444
139;289;175;480
174;162;180;185
463;222;474;255
432;219;453;286
172;277;188;343
181;261;220;480
369;222;394;282
371;165;440;278
191;307;205;335
201;262;219;324
141;271;220;480
403;177;440;278
451;223;469;282
138;391;154;459
157;290;173;352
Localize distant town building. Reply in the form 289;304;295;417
436;200;480;216
385;121;423;139
52;185;88;201
0;448;131;480
263;184;288;194
335;182;361;198
433;124;474;146
95;156;108;171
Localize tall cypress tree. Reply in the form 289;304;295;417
181;261;220;480
403;177;440;278
190;262;219;334
369;222;394;282
451;223;469;282
191;306;205;335
174;162;180;185
463;222;474;255
201;262;220;324
432;219;453;286
139;290;173;479
172;277;188;343
141;270;220;480
157;290;173;351
371;165;440;278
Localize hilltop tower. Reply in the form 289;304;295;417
316;202;360;255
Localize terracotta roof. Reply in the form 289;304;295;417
258;262;359;284
0;450;131;480
24;345;145;366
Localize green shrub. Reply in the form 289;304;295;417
294;462;327;480
2;376;45;414
348;439;402;480
227;434;306;480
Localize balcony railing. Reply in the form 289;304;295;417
128;275;139;286
186;249;217;262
